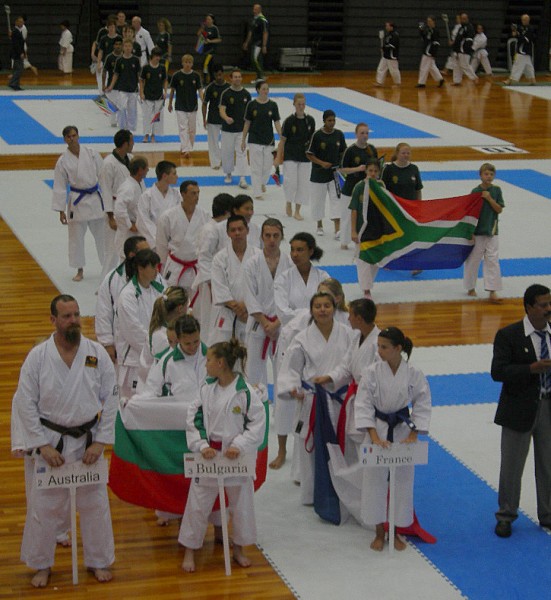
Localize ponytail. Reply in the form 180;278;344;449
149;286;188;337
209;337;247;373
379;326;413;359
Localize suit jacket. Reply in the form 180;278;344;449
491;320;541;432
10;27;25;60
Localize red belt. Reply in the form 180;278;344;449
209;439;223;450
168;253;198;286
336;379;357;453
261;315;278;360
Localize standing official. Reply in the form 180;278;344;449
131;16;154;67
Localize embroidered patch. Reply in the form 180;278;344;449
232;405;242;415
85;355;98;368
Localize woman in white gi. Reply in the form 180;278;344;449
57;20;73;73
355;327;431;551
116;249;164;399
471;24;492;76
277;291;356;505
179;339;266;572
244;218;292;390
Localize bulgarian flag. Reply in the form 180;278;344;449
109;395;269;514
359;180;484;270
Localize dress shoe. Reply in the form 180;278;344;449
495;521;512;537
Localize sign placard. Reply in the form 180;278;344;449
183;452;256;479
35;457;109;490
360;441;428;467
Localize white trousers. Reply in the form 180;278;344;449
142;99;164;136
118;364;140;400
67;217;105;269
340;193;352;245
453;53;478;83
283;161;310;206
376;58;401;85
310;181;341;221
162;255;197;296
471;50;492;75
249;143;273;197
176;110;197;152
116;92;138;131
356;255;379;291
191;282;213;334
100;219;119;282
207;123;222;168
245;331;277;388
510;54;535;82
114;224;137;262
463;235;502;292
21;478;114;570
274;396;297;436
418;55;444;84
58;51;73;74
178;478;257;548
221;131;248;177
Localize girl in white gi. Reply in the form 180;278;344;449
179;339;266;572
355;327;431;551
274;232;328;326
244;218;292;391
137;286;189;390
57;20;73;73
116;249;164;399
230;194;262;249
277;292;356;505
471;24;492;76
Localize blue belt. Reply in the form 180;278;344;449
70;184;104;211
375;406;416;442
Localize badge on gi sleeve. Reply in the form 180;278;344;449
85;355;98;368
232;405;242;415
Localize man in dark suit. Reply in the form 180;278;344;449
491;283;551;537
9;15;26;90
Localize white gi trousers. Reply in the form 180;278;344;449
309;181;340;221
100;220;118;282
118;364;140;400
245;330;277;389
340;193;352;245
283;161;310;206
176;110;197;152
249;143;273;197
463;235;502;292
453;53;478;83
207;123;222;168
376;58;401;85
510;54;535;82
418;55;443;84
221;131;248;177
356;255;379;291
178;478;257;548
142;99;164;137
116;92;138;131
471;50;492;75
58;49;73;73
208;317;246;346
68;217;105;269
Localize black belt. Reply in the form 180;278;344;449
39;414;99;454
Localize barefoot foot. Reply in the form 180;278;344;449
370;536;385;551
89;567;112;582
233;545;252;568
157;517;169;526
72;269;84;282
182;548;196;572
269;452;286;469
467;289;477;297
286;202;292;217
31;568;51;588
489;291;502;304
393;535;407;551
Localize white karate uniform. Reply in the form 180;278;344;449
273;264;329;326
13;335;117;570
453;52;478;83
248;143;274;198
376;58;401;85
95;262;127;349
156;204;210;293
207;123;222;168
136;184;181;249
142;99;165;137
418;55;443;85
178;375;266;549
114;177;145;259
309;181;341;222
355;359;431;527
136;326;170;394
221;131;248;177
115;276;164;398
510;52;535;82
176;110;197;152
471;33;492;75
116;92;138;131
52;146;105;270
243;251;294;387
277;320;355;504
58;29;74;73
283;161;310;206
98;152;131;281
210;245;262;345
134;27;155;67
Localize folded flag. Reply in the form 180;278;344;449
151;110;161;124
359;179;483;270
93;94;118;115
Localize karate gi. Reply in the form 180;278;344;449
136;184;181;250
13;335;117;570
114;177;145;260
243;251;293;387
52;146;105;270
98;152;131;281
277;320;355;504
273;264;329;326
95;262;126;351
156;204;210;293
471;33;492;75
115;275;164;398
58;29;73;73
136;326;170;394
178;374;266;549
134;26;155;67
210;245;261;345
355;360;431;527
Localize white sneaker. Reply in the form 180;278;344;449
239;178;248;189
224;175;232;184
316;228;324;236
334;231;341;240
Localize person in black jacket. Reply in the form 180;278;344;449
375;21;401;87
504;14;537;85
452;12;478;85
491;283;551;537
416;16;444;88
8;16;25;90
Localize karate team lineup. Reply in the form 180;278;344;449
9;2;551;591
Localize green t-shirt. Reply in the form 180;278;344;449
472;183;504;236
244;99;280;146
203;81;231;125
341;143;378;196
307;128;346;183
281;114;316;162
113;55;141;92
170;70;202;112
140;64;167;101
381;162;423;200
219;87;252;133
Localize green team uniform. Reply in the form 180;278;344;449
472;184;504;235
244;99;280;145
203;81;230;125
170;70;202;112
341;143;378;196
381;162;423;200
219;87;252;133
113;55;141;92
281;114;316;162
306;128;346;183
140;64;167;100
